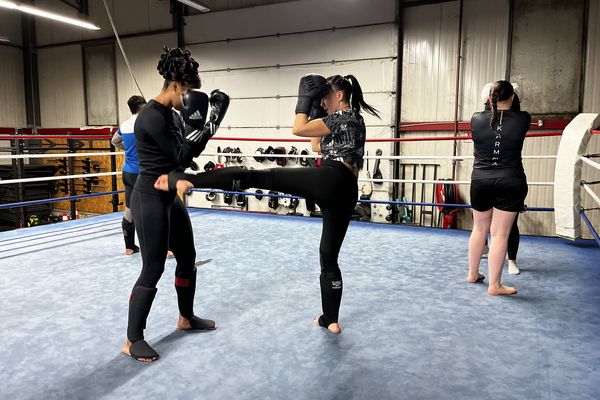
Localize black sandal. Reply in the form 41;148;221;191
129;340;159;362
188;316;217;331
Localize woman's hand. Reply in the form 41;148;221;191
176;179;194;194
154;174;170;191
154;174;194;193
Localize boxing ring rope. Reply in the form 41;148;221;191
0;151;124;160
199;152;557;161
187;188;555;213
580;155;600;247
0;171;121;185
196;132;565;143
580;155;600;171
0;125;577;234
0;190;125;210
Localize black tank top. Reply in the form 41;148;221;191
471;110;531;180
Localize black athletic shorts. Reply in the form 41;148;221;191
122;172;139;208
470;176;528;212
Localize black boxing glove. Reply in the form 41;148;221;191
205;89;230;134
183;89;230;155
179;89;209;134
295;74;329;115
308;100;327;120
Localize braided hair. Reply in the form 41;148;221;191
327;75;381;118
489;80;514;129
157;47;201;89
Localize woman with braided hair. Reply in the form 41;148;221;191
155;73;380;334
122;47;219;363
467;80;531;296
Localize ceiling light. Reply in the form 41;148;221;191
177;0;211;12
0;0;100;30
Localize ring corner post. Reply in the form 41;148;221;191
553;113;600;239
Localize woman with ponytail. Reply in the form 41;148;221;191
467;80;530;296
155;73;380;334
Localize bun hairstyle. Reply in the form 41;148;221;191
489;80;514;129
157;46;201;89
327;75;381;119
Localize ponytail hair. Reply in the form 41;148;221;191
489;80;514;129
327;74;381;119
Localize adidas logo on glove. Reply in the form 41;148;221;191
189;110;204;120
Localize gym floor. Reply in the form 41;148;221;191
0;210;598;400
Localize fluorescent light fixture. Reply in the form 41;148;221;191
0;37;10;43
177;0;211;12
0;0;101;30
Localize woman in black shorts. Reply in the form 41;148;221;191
467;80;530;296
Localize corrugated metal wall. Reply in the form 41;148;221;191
184;0;397;218
399;0;598;238
38;45;87;128
401;1;459;122
115;33;178;124
400;0;510;230
510;0;585;115
35;0;172;46
584;0;600;112
459;0;509;120
0;46;26;128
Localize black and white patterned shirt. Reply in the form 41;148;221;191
321;109;366;169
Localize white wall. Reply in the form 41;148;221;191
35;0;172;46
38;45;87;128
184;0;397;218
116;33;178;123
0;9;26;128
0;46;26;128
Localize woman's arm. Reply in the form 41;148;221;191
292;114;330;137
311;137;321;153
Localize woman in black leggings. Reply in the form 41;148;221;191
122;48;221;363
156;74;380;333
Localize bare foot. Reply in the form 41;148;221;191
467;272;485;283
177;315;217;331
177;315;192;330
313;318;342;334
125;249;135;256
121;339;158;363
488;284;518;296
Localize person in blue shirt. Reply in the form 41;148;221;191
112;95;146;255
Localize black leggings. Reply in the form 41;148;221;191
122;172;138;208
179;160;358;324
507;213;520;261
127;178;198;342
